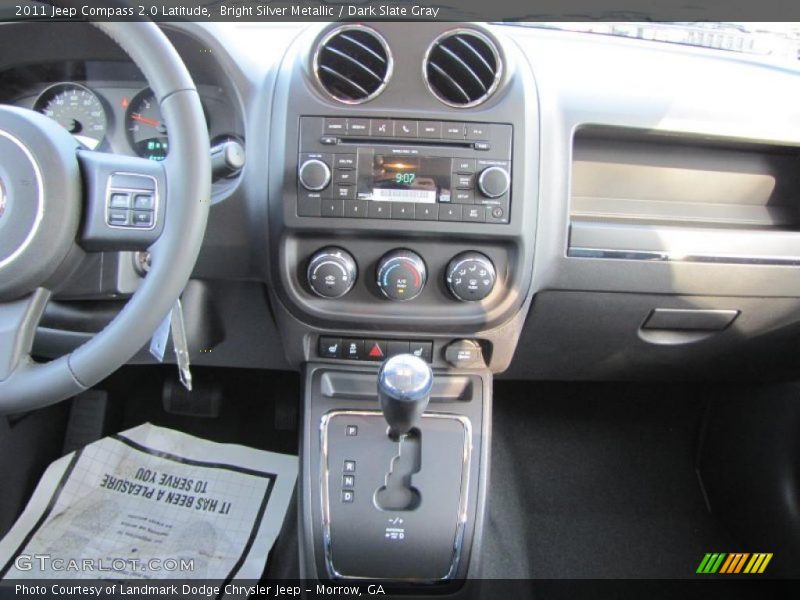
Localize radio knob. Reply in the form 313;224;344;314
298;158;331;191
376;250;427;301
477;166;510;199
446;252;496;302
307;247;357;298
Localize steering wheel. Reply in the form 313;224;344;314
0;21;210;413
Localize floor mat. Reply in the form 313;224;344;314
485;381;737;579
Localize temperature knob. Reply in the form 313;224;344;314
298;158;331;191
307;247;357;298
477;166;510;198
376;250;427;301
446;252;496;302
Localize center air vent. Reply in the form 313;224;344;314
314;25;392;104
424;30;502;108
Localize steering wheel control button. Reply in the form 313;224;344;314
109;193;130;208
477;165;510;198
105;173;158;230
132;193;154;210
307;247;357;298
107;210;129;226
445;339;486;369
298;155;332;192
376;249;427;301
132;211;154;228
319;337;343;358
446;252;497;302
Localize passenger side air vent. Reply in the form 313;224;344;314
314;25;392;104
424;30;502;108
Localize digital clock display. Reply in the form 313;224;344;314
360;154;451;203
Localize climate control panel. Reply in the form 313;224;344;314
305;247;496;303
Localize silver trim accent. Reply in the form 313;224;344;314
0;129;45;270
376;250;427;302
422;28;503;109
568;247;800;266
313;24;393;105
319;410;473;582
307;247;357;299
298;158;331;192
104;172;159;231
445;252;497;302
477;165;510;199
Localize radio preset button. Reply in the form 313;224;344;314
344;200;369;218
439;205;463;221
443;123;466;140
391;203;415;219
419;121;442;138
321;199;345;217
368;202;391;219
415;204;439;221
395;120;418;138
370;119;393;137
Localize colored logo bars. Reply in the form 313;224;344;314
697;553;773;574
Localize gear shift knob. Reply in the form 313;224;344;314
378;354;433;439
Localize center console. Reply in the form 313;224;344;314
264;21;539;590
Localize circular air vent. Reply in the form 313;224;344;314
424;29;502;108
313;25;392;104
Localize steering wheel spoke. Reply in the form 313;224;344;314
0;288;51;382
77;150;167;251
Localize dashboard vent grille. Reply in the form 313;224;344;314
424;30;502;107
314;26;391;104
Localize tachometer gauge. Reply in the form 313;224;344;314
33;83;107;150
125;88;168;161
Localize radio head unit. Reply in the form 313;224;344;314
296;116;512;224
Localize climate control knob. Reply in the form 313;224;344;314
376;250;427;301
446;252;496;302
477;166;510;198
307;247;357;298
298;158;331;191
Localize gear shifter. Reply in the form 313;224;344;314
378;354;433;439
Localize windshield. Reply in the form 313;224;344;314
500;22;800;64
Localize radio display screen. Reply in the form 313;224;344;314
358;155;452;203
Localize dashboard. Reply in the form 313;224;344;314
4;19;800;382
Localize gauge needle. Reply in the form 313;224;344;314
131;113;161;128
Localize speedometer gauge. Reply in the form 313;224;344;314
33;83;107;150
125;88;168;161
